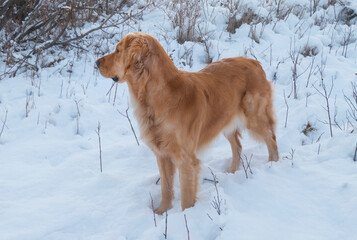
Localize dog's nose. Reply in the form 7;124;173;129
112;77;119;82
96;59;101;67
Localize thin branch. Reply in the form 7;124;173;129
313;76;334;137
246;154;253;174
163;211;168;239
113;84;119;106
106;82;115;96
95;122;103;172
74;99;81;135
54;13;116;46
184;214;190;240
1;3;151;78
118;107;140;146
149;193;157;227
208;167;222;215
0;110;8;139
203;178;218;184
283;90;289;128
241;156;248;178
306;56;315;87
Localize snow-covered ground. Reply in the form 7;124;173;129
1;0;357;239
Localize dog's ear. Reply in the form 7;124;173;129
127;37;149;69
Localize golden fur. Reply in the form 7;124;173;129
97;32;279;214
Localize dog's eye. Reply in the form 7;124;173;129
116;49;120;53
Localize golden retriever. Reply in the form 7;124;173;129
96;32;278;214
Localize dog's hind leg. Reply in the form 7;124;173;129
224;130;242;173
155;154;176;215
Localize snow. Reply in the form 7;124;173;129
1;1;357;240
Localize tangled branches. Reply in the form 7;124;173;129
0;0;147;77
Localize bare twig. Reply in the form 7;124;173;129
113;84;119;106
0;110;8;139
289;38;311;99
25;90;32;118
206;213;223;231
106;82;115;96
2;2;151;78
60;79;64;98
353;143;357;162
333;96;343;131
316;132;325;143
118;107;140;146
208;167;222;215
341;26;352;58
344;82;357;123
95;122;103;172
246;154;253;174
241;154;253;178
74;99;81;135
203;178;218;184
283;148;295;166
313;76;335;137
163;210;168;239
305;92;313;107
149;193;157;227
184;214;190;240
306;56;315;87
283;90;289;128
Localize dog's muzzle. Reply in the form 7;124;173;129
112;77;119;82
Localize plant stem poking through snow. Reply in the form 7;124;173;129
344;82;357;127
283;148;295;166
313;76;334;137
113;84;119;106
206;213;223;231
25;90;31;118
95;122;103;172
184;214;190;240
283;89;289;128
0;109;8;140
289;38;311;99
241;154;253;178
163;210;168;239
208;167;222;215
353;143;357;162
118;107;140;146
106;82;115;97
74;99;81;135
149;193;157;227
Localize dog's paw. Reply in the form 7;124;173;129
227;166;239;174
154;203;172;215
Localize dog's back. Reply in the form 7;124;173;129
176;57;276;153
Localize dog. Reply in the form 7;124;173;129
96;32;278;214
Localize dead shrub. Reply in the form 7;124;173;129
302;122;317;136
165;0;201;44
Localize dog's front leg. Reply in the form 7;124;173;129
176;153;201;211
155;154;176;215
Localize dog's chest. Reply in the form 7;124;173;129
133;104;166;151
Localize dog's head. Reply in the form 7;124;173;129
96;32;152;83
